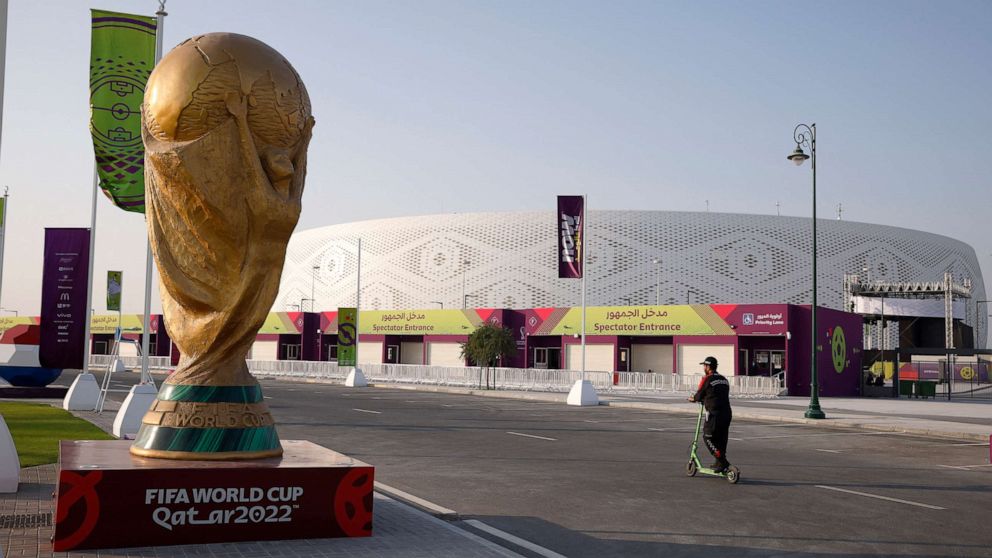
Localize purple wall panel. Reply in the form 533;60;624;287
787;306;863;397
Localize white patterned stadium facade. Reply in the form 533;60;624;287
276;211;987;347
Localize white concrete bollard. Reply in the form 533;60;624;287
112;383;158;439
0;415;20;493
62;373;101;411
345;367;368;387
566;379;599;406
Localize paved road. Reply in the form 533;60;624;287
61;372;992;557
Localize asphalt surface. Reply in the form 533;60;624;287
55;371;992;557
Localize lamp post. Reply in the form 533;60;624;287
977;300;989;348
620;297;631;306
461;259;471;308
787;122;825;419
0;308;16;316
686;289;696;304
652;258;662;305
311;265;319;312
431;301;444;309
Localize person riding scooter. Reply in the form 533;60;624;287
688;356;733;473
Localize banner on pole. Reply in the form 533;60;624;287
337;307;357;367
557;195;584;279
0;196;5;227
107;270;122;311
90;9;157;213
40;228;91;369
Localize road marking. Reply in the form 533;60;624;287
752;423;804;428
815;449;842;453
464;519;568;558
735;432;889;441
263;396;272;400
583;419;600;423
938;463;992;470
729;437;743;441
815;485;945;510
945;442;990;447
648;427;668;432
442;404;456;407
353;408;381;414
507;431;557;441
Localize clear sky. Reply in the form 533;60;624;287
0;1;989;327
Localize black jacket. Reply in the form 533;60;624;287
692;372;731;412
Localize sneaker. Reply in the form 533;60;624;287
709;460;723;471
715;459;730;473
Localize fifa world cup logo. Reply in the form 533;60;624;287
131;33;314;459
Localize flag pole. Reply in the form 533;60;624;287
83;168;98;378
580;194;586;383
0;188;8;314
565;194;598;406
355;237;362;371
139;1;167;385
0;0;7;314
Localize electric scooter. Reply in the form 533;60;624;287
686;404;740;484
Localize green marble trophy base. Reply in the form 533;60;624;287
130;383;282;460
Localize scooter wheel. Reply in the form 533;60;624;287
726;466;740;484
686;460;697;477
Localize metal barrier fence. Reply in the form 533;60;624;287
242;360;781;396
88;354;172;370
612;371;782;397
85;355;783;397
897;360;992;400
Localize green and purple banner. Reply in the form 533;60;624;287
337;308;357;367
106;270;122;311
89;9;157;213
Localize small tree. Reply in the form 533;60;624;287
460;323;516;389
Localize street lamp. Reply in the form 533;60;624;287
620;297;631;306
787;122;826;419
686;289;697;304
977;300;989;348
311;265;319;312
461;260;471;308
431;301;444;309
0;308;17;316
652;258;662;305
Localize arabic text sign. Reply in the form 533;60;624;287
550;305;729;336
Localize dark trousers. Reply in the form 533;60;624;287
703;409;732;462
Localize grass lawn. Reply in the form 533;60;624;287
1;402;115;467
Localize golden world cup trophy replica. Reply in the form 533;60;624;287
131;33;314;459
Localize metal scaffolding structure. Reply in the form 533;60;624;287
843;271;973;350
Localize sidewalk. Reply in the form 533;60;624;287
370;383;992;442
1;399;524;558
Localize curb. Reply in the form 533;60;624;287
374;481;459;520
370;382;569;404
603;400;990;443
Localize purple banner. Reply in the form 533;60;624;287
557;195;583;279
40;228;90;369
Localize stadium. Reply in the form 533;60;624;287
276;210;987;347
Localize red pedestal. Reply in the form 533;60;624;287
52;440;374;551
